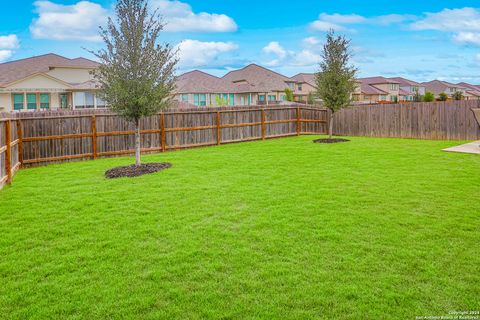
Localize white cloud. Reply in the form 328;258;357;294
0;35;20;62
411;8;480;46
262;41;321;67
453;32;480;46
30;1;108;41
152;0;237;32
303;37;321;46
0;35;19;50
476;54;480;62
262;42;287;59
310;12;414;32
411;8;480;32
0;50;13;62
177;39;238;67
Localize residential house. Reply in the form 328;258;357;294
456;82;480;100
353;77;400;104
221;64;296;105
421;80;476;100
175;64;297;107
290;73;317;103
389;77;426;101
0;53;102;112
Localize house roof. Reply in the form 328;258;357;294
360;82;388;95
291;73;316;87
0;53;99;87
421;80;468;94
359;76;400;85
222;64;293;92
456;82;480;97
389;77;422;87
175;70;230;94
399;89;411;96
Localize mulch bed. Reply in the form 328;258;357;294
313;138;350;144
105;163;172;179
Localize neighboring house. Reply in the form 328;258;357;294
421;80;476;100
389;77;426;101
0;53;102;112
175;64;297;107
290;73;317;103
222;64;296;105
175;70;235;107
456;82;480;100
353;77;400;104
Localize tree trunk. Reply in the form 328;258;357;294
135;119;141;166
328;112;334;139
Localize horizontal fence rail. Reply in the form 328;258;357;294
0;105;328;188
333;100;480;140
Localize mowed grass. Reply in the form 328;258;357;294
0;136;479;319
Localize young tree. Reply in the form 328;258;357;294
91;0;178;166
284;88;294;102
315;30;357;139
452;91;463;101
307;92;316;105
423;92;435;102
438;92;448;101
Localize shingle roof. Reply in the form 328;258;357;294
0;53;99;87
222;64;293;92
175;70;231;94
360;82;388;95
457;82;480;96
359;76;400;85
291;73;316;87
389;77;422;87
421;80;467;94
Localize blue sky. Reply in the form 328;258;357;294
1;0;480;83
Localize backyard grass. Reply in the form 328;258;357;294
0;136;479;319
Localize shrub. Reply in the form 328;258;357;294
452;91;463;101
438;93;448;101
423;92;435;102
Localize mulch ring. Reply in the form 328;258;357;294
313;138;350;144
105;162;172;179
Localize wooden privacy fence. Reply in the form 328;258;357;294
0;106;327;189
333;100;480;140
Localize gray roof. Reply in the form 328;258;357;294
291;73;316;87
222;64;293;92
389;77;422;87
421;80;468;95
0;53;99;87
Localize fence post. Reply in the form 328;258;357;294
261;108;266;140
16;119;23;166
297;107;301;135
5;120;11;184
161;113;166;152
91;115;97;159
216;111;221;145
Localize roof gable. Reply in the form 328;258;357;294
0;53;99;87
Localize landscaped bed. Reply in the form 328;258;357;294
0;136;479;319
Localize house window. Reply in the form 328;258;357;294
390;84;398;90
181;94;188;102
380;95;387;101
258;95;265;102
40;93;50;109
96;95;106;108
193;94;206;106
298;84;302;91
268;95;276;101
27;94;37;110
240;96;245;105
229;94;234;106
60;93;68;109
13;94;24;111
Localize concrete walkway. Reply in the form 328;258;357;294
443;141;480;154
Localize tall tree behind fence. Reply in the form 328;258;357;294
333;100;480;140
0;106;327;189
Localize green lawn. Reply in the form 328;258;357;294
0;136;479;319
